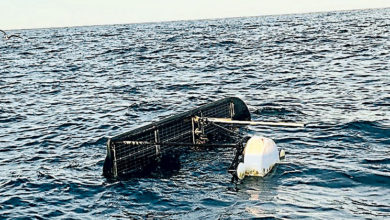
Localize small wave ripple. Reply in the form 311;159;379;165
1;8;390;219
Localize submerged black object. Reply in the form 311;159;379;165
103;97;251;179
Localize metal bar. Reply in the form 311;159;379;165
230;102;235;118
115;141;238;148
191;117;196;144
112;144;118;177
203;117;305;127
154;127;160;156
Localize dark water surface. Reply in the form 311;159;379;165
1;8;390;219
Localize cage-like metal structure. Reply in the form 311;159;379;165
103;97;251;179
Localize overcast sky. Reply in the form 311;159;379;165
1;0;390;30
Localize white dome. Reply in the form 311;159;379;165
237;136;281;179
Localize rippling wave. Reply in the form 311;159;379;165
1;8;390;219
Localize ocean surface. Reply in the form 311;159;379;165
1;8;390;219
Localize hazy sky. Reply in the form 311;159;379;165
1;0;390;30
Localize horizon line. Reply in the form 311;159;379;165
4;6;389;32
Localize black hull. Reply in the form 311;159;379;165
103;97;251;179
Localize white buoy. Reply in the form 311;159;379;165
236;136;284;180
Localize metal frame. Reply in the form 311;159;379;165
103;97;251;179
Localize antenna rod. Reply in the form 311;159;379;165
202;117;305;127
116;141;238;148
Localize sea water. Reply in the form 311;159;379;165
1;8;389;219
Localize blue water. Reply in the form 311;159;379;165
1;8;390;219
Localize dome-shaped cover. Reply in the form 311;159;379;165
237;136;280;179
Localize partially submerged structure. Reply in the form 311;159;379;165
103;97;302;180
